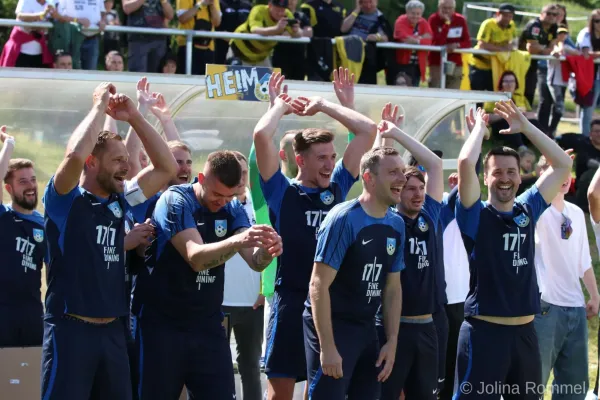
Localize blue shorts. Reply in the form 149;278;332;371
0;303;43;347
41;315;132;400
303;310;381;400
134;312;234;400
453;318;541;400
265;288;307;381
379;320;438;400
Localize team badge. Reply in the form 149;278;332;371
33;228;44;243
417;216;429;232
386;238;396;256
108;202;123;219
215;220;228;238
320;190;334;206
514;213;530;228
532;26;540;36
254;73;271;102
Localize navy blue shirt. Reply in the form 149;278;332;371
131;192;161;223
260;160;356;293
134;184;250;328
0;205;46;306
456;185;548;317
43;177;136;319
306;199;405;323
399;195;442;316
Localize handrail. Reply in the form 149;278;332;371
0;18;596;84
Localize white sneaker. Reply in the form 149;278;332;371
585;391;598;400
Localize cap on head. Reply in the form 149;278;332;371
557;26;568;34
270;0;289;7
498;3;515;13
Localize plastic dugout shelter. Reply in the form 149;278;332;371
0;68;510;176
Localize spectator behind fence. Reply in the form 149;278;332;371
486;71;541;151
53;50;72;69
215;0;252;64
576;10;600;137
393;0;432;87
468;3;516;93
301;0;346;81
229;0;301;67
428;0;470;89
272;0;312;80
176;0;221;75
0;0;53;69
53;0;106;70
159;52;177;73
519;4;558;136
123;0;174;73
103;0;121;54
395;71;412;86
340;0;391;84
105;50;124;71
547;25;580;137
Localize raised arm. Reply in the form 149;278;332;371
309;263;342;379
494;101;573;203
0;127;15;205
54;83;115;195
457;108;489;208
588;167;600;224
107;94;177;199
103;115;118;134
378;103;444;202
292;96;377;178
149;93;181;142
253;90;294;181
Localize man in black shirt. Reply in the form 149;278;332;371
216;0;252;64
519;5;558;135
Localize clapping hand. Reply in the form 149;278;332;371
333;67;355;109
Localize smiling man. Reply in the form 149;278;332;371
0;129;47;348
453;102;572;399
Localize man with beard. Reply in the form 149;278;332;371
304;146;404;399
376;103;444;400
132;151;282;400
453;101;572;399
0;128;46;347
254;72;377;400
41;82;177;400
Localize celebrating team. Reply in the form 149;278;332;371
0;66;594;400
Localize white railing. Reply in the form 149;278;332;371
0;18;594;89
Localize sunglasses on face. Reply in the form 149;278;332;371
561;214;573;240
546;12;557;16
594;19;600;23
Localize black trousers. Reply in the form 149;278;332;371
439;302;465;400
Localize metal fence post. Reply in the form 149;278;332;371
440;47;447;89
186;32;193;76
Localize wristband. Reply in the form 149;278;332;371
5;138;15;147
351;11;358;17
73;17;78;23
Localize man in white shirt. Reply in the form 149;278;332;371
534;155;599;398
222;151;264;400
586;166;600;400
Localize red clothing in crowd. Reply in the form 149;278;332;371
427;12;471;66
394;14;433;82
562;55;595;106
0;27;52;68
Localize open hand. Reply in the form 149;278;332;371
377;120;399;141
269;72;288;109
381;102;404;127
274;93;294;115
149;93;172;121
136;77;158;111
376;340;396;382
494;100;529;135
333;67;355;109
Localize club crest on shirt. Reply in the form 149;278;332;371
514;213;530;228
532;26;540;36
417;216;429;232
215;220;228;238
320;190;334;206
108;202;123;219
33;228;44;243
387;237;396;256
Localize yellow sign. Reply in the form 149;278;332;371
205;64;282;102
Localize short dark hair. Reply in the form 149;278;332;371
206;151;242;188
106;50;123;60
483;146;520;172
293;128;334;153
92;131;123;158
4;158;34;184
591;119;600;131
360;147;400;176
54;50;71;63
498;71;519;91
231;150;248;164
403;166;426;184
